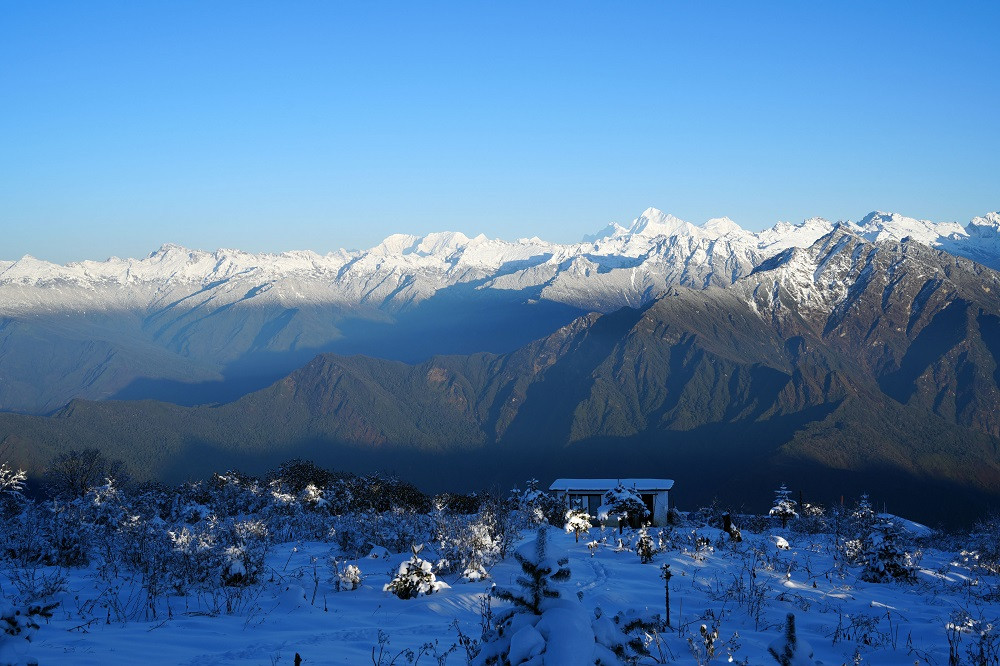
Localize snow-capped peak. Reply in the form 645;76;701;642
968;212;1000;237
858;210;966;245
701;216;744;237
627;207;694;237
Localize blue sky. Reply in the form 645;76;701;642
2;1;998;263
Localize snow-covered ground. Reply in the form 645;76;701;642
7;516;999;665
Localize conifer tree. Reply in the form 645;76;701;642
769;484;798;529
493;528;570;615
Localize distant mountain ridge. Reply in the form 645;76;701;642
0;207;998;414
3;227;1000;524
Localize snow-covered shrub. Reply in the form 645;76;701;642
433;492;481;515
82;479;128;533
434;509;500;580
322;478;354;516
666;506;683;526
947;609;1000;666
40;501;91;567
383;544;449;600
0;600;57;666
686;622;720;666
769;484;798;529
477;491;521;560
599;484;649;531
0;464;26;520
969;513;1000;575
300;483;328;511
849;494;876;537
376;508;435;554
512;479;564;527
860;519;916;583
336;508;435;557
206;471;267;518
218;520;269;586
839;494;876;564
636;527;656;564
266;459;336;494
350;473;432;513
164;522;219;591
593;607;661;665
338;563;362;591
564;507;592;543
690;500;725;528
332;511;375;558
791;502;827;535
258;477;336;542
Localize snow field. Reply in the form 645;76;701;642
8;517;999;665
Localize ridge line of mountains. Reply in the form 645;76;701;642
3;212;1000;525
2;207;999;415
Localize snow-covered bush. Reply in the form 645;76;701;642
0;600;57;666
261;480;333;542
335;508;435;558
338;563;362;591
839;494;877;564
0;464;26;520
477;491;521;560
350;473;432;513
433;492;481;515
383;544;449;600
860;519;916;583
512;479;564;526
434;507;500;580
599;484;649;531
40;501;91;567
163;522;219;591
82;479;128;534
769;484;798;529
219;520;269;586
968;513;1000;575
947;609;1000;666
636;527;656;564
266;458;337;494
791;502;827;535
564;507;592;543
205;471;268;518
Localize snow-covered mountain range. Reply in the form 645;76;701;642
3;208;999;313
0;207;998;414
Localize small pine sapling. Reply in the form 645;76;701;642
564;506;592;543
383;544;450;600
636;527;656;564
339;564;362;591
769;484;798;529
767;613;815;665
860;519;916;583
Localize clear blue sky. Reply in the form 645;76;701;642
2;1;998;263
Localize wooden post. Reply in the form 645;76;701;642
660;564;672;629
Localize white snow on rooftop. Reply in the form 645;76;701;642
549;478;674;491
